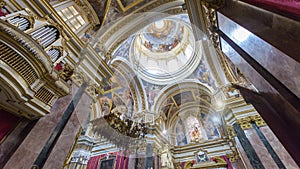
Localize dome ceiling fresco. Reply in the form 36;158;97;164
132;17;195;80
141;19;183;53
112;14;218;111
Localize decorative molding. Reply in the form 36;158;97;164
74;0;100;26
226;125;236;138
95;0;183;53
106;7;185;54
71;71;86;87
202;5;219;48
116;0;144;13
236;115;266;130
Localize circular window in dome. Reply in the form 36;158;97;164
129;15;201;85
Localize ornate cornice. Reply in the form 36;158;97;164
106;7;185;54
236;115;267;130
95;0;185;54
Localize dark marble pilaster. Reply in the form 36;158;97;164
245;128;277;168
234;137;253;169
233;123;264;169
252;123;285;169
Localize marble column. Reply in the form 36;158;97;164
231;159;247;169
43;91;92;168
260;126;298;169
234;137;253;169
233;123;264;169
3;84;80;169
244;128;278;168
252;123;285;169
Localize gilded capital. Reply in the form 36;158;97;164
70;71;86;87
236;115;267;130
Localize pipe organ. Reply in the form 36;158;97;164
7;16;31;31
30;25;60;48
47;47;62;62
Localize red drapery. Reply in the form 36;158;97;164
0;110;19;142
241;0;300;19
221;155;233;169
86;151;130;169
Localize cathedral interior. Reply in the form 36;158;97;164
0;0;299;169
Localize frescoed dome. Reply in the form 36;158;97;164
129;16;201;85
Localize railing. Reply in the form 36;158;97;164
0;42;38;85
0;19;53;73
0;19;70;109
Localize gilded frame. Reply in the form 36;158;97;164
98;157;116;169
116;0;144;12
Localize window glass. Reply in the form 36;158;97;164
58;5;86;32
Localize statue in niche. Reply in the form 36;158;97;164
124;88;134;117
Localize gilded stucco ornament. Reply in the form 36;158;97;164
226;125;236;139
85;83;98;99
236;115;267;130
70;71;86;87
74;0;100;26
202;0;225;9
0;0;5;7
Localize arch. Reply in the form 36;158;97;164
91;58;146;121
153;79;213;118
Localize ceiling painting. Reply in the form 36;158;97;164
97;69;135;118
116;0;144;12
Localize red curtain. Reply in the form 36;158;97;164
221;155;233;169
0;110;19;142
115;151;128;169
241;0;300;17
87;151;130;169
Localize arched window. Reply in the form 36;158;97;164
7;16;31;31
47;47;62;62
57;5;86;32
30;25;60;48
